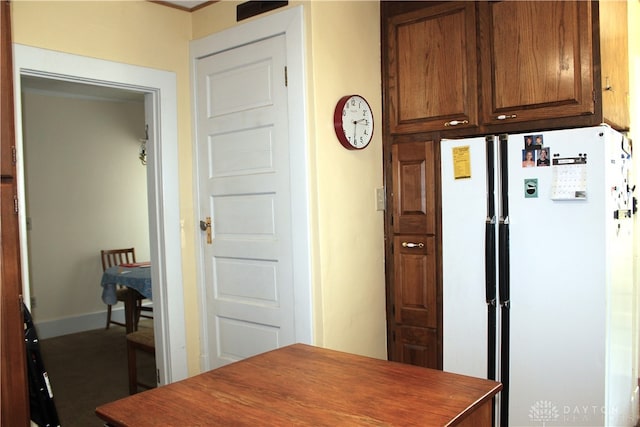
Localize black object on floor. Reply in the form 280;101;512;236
24;303;61;427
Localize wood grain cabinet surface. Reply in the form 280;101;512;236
386;2;478;134
387;138;440;369
383;0;629;137
479;1;595;126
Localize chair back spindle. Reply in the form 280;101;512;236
101;248;136;272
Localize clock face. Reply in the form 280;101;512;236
333;95;374;150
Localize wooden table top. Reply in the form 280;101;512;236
96;343;501;426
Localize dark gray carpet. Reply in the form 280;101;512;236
38;320;155;427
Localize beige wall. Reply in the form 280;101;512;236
12;0;388;374
306;1;385;356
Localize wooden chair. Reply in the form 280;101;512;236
100;248;152;329
126;327;156;394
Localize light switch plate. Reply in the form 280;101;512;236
376;187;385;211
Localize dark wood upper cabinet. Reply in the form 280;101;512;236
386;2;478;134
383;0;630;137
598;0;630;131
479;1;595;126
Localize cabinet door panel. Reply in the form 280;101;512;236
599;0;630;130
395;325;439;369
392;140;436;235
387;2;477;134
393;235;437;329
480;1;594;124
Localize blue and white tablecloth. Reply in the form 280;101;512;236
101;265;152;304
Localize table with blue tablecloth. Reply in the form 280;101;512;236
101;264;152;333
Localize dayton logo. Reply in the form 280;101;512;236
529;400;560;425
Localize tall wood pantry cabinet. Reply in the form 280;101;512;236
381;0;629;369
1;0;30;424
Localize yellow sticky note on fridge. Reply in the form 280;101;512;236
452;146;471;179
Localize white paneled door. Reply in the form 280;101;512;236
195;33;296;368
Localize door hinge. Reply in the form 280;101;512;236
12;146;16;165
14;194;19;214
284;66;288;87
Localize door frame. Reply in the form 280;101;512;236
12;44;188;384
190;5;312;370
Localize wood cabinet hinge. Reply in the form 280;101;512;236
14;194;19;214
284;66;288;87
12;145;16;164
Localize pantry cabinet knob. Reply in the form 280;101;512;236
402;242;424;249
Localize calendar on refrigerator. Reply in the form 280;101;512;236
550;156;587;200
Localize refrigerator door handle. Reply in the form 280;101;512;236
499;222;511;427
497;134;510;427
486;218;497;383
498;221;510;306
485;134;497;306
485;135;498;385
485;218;497;304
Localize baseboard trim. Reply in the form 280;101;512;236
35;308;126;339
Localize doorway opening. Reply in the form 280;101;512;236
21;75;149;337
13;44;188;385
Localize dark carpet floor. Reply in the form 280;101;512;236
37;320;155;427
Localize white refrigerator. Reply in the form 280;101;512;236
441;125;635;426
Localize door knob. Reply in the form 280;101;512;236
200;217;212;244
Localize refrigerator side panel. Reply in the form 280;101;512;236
507;127;607;426
603;127;635;426
441;137;491;378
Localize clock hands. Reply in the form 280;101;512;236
353;120;358;145
350;118;370;147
